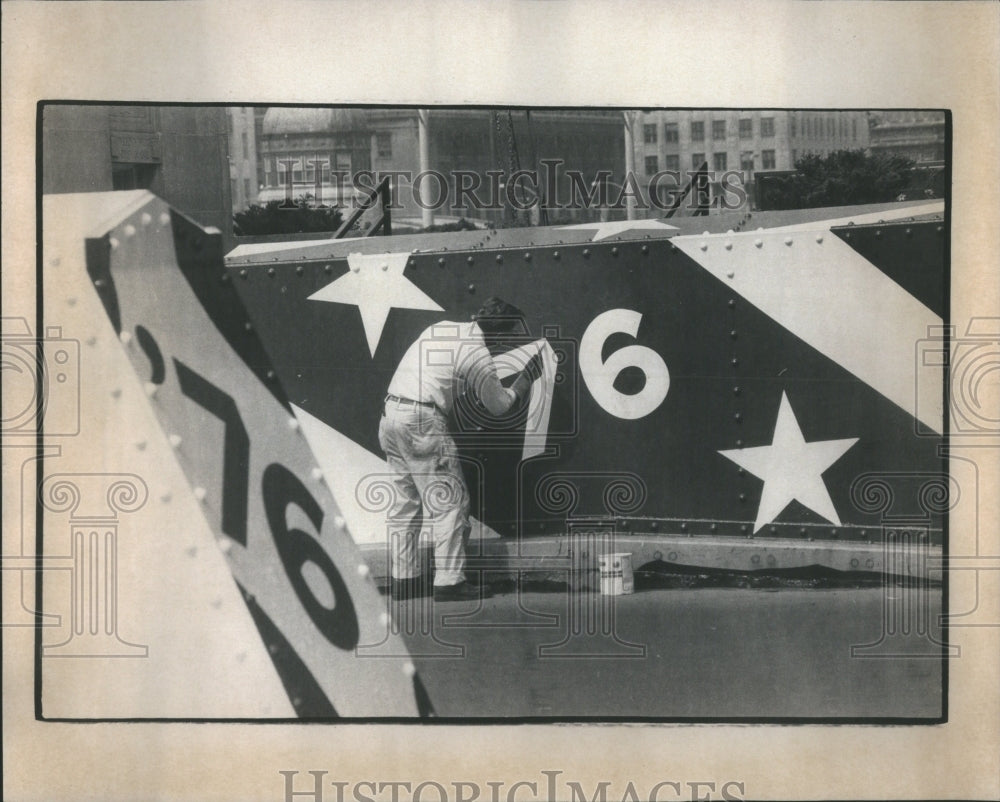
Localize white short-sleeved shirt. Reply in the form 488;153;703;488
386;321;516;416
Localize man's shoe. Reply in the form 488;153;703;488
391;576;428;601
433;580;492;602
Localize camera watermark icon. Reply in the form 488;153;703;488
532;473;647;659
849;472;956;658
1;317;80;437
34;473;149;658
916;317;1000;437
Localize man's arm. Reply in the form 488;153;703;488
465;345;542;416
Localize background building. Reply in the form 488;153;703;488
634;110;871;210
42;104;235;250
868;111;946;164
256;107;627;224
227;106;258;212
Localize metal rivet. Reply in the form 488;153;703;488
161;492;173;504
194;487;207;502
296;265;304;275
741;525;749;534
611;247;619;256
144;383;158;398
141;213;152;226
357;563;370;578
324;263;333;273
875;230;882;238
730;330;738;339
239;268;248;278
334;516;346;530
726;271;735;279
784;236;793;246
651;521;658;530
266;369;275;380
158;212;170;227
725;241;733;250
124;224;136;238
728;299;736;308
438;257;446;266
731;357;739;367
288;417;300;431
119;331;132;346
800;528;807;535
936;225;943;234
402;662;417;678
739;494;747;502
86;336;97;346
583;248;590;257
680;522;687;531
641;245;648;254
905;228;912;237
699;241;708;251
311;468;324;482
468;283;475;293
735;440;742;447
524;252;532;261
815;233;823;243
553;250;560;259
109;237;120;250
244;322;252;332
135;440;147;451
733;386;741;395
169;434;182;448
467;256;474;265
496;254;503;263
734;412;742;422
267;267;275;277
850;558;859;568
710;523;717;532
221;273;230;283
754;238;763;248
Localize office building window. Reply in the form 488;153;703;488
664;123;679;143
762;149;776;169
692;152;706;170
691;121;704;141
377;132;392;158
243;177;251;201
664;154;680;171
712;120;726;141
713;152;728;171
645;155;659;175
740;151;754;172
241;131;248;156
760;117;775;138
643;124;658;144
739;118;753;139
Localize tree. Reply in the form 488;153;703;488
759;149;916;210
233;196;345;236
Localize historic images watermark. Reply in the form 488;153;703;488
278;770;746;802
272;162;749;213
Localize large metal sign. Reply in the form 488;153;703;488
226;201;947;546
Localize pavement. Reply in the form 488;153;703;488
388;579;945;720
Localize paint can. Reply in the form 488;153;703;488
598;552;634;596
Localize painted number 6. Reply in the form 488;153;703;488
580;309;669;420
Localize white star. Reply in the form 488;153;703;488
308;251;443;357
556;219;678;241
718;392;858;533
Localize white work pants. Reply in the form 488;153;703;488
378;402;470;586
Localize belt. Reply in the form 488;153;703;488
384;394;436;409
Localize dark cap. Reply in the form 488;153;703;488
474;296;524;334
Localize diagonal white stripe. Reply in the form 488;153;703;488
673;228;943;434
